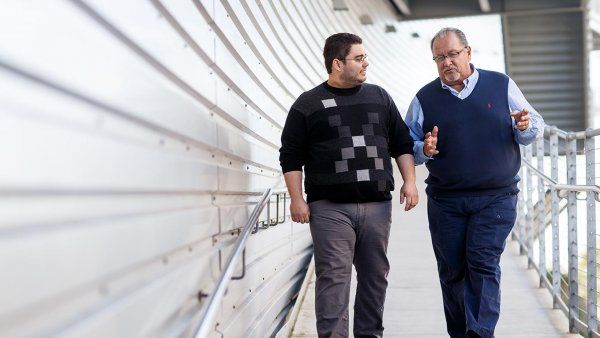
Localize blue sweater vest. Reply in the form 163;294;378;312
416;70;520;196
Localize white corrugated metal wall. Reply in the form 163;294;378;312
0;1;503;337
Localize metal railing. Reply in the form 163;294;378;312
193;188;290;338
515;126;600;337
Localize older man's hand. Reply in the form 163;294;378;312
511;109;530;131
424;126;439;157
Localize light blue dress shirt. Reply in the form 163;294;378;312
405;66;545;165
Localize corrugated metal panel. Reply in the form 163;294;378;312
503;0;581;11
384;0;583;19
0;0;516;337
503;9;587;131
0;0;310;336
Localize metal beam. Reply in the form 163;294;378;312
391;0;411;16
391;1;583;21
478;0;491;12
591;11;600;34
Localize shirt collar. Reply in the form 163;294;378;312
440;64;478;91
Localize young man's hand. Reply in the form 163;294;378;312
290;198;310;223
400;182;419;211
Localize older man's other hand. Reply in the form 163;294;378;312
511;109;530;131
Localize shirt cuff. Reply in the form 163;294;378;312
513;121;539;145
414;141;433;165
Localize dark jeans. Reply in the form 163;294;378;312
427;193;517;338
309;199;392;338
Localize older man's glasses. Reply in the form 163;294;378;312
432;47;467;63
340;54;368;63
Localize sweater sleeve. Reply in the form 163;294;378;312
279;107;308;173
387;95;414;159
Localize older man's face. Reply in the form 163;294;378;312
432;33;471;85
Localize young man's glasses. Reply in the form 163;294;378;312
339;54;368;63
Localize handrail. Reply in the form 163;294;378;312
555;184;600;201
521;160;600;201
545;126;600;139
517;124;600;337
522;160;557;185
193;188;273;338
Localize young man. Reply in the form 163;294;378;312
405;27;545;338
279;33;417;338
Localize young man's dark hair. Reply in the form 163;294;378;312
323;33;362;73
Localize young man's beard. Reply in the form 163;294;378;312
343;71;365;84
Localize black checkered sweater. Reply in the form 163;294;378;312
279;81;414;203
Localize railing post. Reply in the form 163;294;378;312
194;189;272;338
566;133;579;333
536;137;546;287
585;130;597;336
282;192;287;223
525;145;534;268
273;193;280;225
267;194;271;225
517;150;526;252
550;130;561;309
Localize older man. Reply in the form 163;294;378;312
280;33;417;337
405;27;545;338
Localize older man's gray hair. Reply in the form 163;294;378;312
430;27;469;50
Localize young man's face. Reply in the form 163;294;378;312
340;44;369;85
432;33;472;84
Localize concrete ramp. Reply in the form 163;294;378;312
290;167;579;337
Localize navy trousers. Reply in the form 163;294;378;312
427;193;517;338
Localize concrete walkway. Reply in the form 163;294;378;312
291;167;580;337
